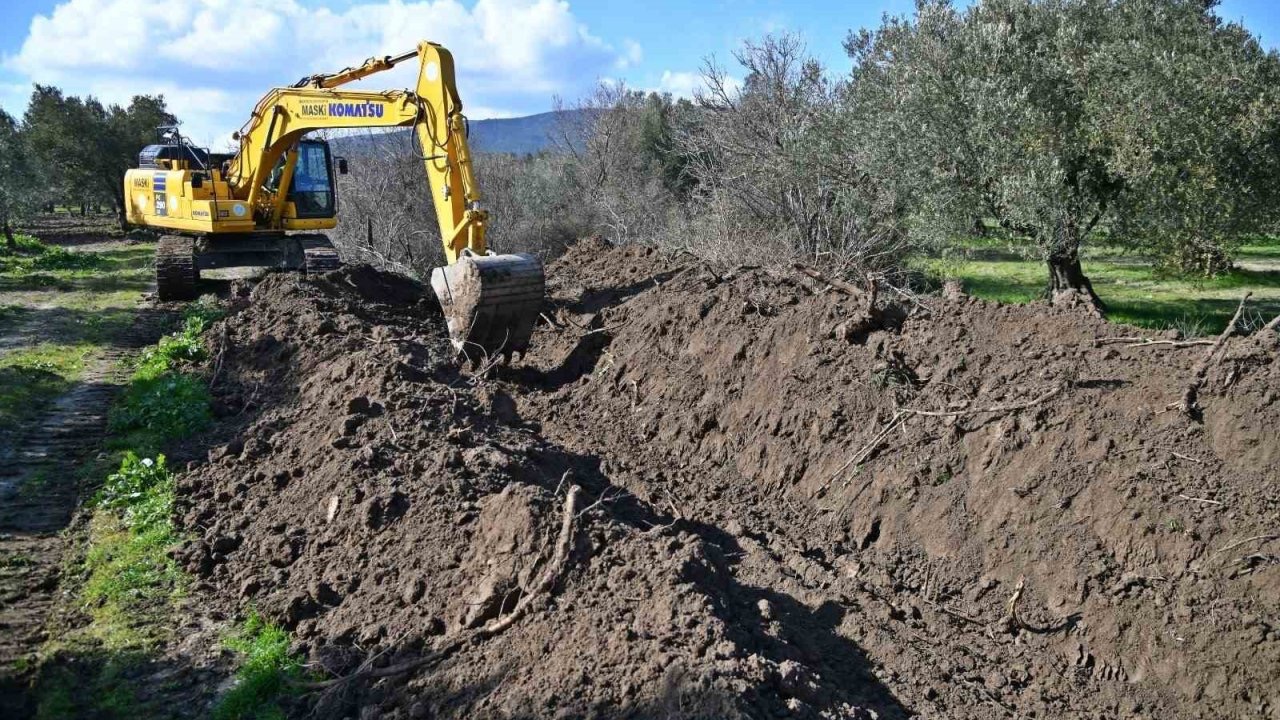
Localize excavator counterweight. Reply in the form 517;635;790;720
123;41;544;360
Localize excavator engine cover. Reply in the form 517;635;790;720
430;251;544;361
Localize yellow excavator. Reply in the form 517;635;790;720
124;41;544;359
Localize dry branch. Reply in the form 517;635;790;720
1213;533;1279;557
901;385;1063;418
1095;337;1215;349
1178;494;1222;506
823;410;907;488
1003;576;1027;631
792;264;875;302
1175;292;1251;416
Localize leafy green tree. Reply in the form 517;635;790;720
844;0;1280;307
0;109;38;249
23;85;102;212
1097;1;1280;274
24;85;177;229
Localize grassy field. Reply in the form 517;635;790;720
0;234;155;435
921;235;1280;335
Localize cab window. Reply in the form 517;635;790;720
287;141;335;218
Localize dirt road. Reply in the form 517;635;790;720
0;226;168;716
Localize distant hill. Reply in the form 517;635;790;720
470;111;564;154
331;109;589;157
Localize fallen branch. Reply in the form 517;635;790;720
297;485;583;692
1178;494;1222;506
823;411;907;488
793;264;875;302
1213;533;1279;557
901;385;1063;419
1265;314;1280;333
1174;292;1251;417
1095;337;1215;349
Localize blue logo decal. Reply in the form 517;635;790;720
327;102;385;119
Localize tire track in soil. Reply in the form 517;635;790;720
0;305;171;697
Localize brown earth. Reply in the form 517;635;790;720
177;240;1279;719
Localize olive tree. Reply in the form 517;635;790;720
552;83;692;246
844;0;1280;307
0;110;38;249
24;86;176;229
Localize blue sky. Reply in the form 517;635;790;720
0;0;1275;146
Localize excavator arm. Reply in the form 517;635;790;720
226;41;487;263
224;42;543;359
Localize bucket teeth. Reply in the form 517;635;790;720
431;253;544;362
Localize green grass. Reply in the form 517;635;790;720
921;235;1280;334
213;613;307;720
0;343;93;433
0;234;153;311
107;301;221;455
78;453;184;651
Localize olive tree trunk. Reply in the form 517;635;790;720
1;208;14;251
1047;243;1105;311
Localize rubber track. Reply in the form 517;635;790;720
299;234;342;276
156;235;198;301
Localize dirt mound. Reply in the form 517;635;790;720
177;265;898;719
179;244;1280;719
512;241;1280;719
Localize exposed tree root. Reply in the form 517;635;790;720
1095;337;1215;349
296;485;583;694
1174;292;1251;417
900;384;1063;419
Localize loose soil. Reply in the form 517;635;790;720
177;240;1278;719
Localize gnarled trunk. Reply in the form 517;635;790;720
111;185;128;232
1047;246;1105;312
1;209;14;251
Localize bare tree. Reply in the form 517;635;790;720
677;34;909;278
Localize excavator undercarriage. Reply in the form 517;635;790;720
154;233;341;301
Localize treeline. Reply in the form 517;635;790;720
0;86;176;245
336;0;1280;310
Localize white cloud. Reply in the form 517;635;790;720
653;69;743;100
655;70;704;98
616;39;644;69
1;0;633;144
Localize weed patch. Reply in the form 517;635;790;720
108;301;223;448
213;613;306;720
0;234;105;275
79;454;183;650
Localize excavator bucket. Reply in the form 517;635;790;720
430;251;545;362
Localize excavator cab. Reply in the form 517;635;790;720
264;139;337;219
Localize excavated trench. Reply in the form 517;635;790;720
175;240;1280;719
